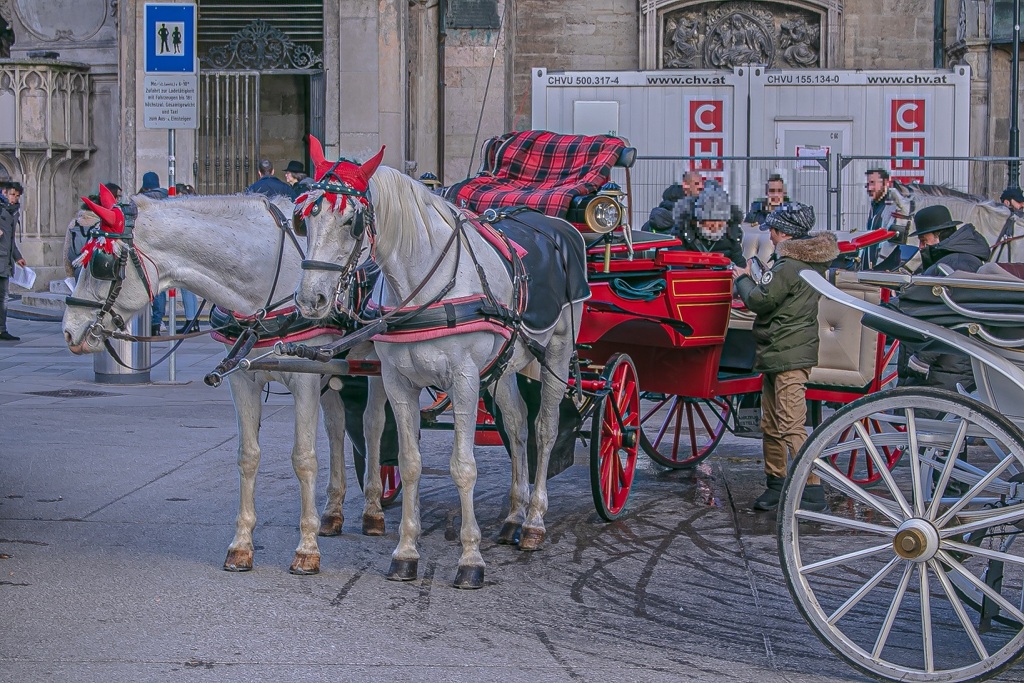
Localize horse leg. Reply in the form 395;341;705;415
360;376;388;536
381;373;423;582
318;384;347;536
489;376;530;546
449;374;485;589
520;326;575;551
223;374;263;571
284;373;324;575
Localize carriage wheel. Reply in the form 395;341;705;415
379;466;402;508
828;416;905;486
638;394;730;469
590;353;640;521
779;387;1024;683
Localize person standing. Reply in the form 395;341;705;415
247;160;296;199
743;173;789;230
284;160;313;193
1000;187;1024;216
864;168;892;232
641;170;705;233
138;172;169;334
732;202;839;512
0;180;26;341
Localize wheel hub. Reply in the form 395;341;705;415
892;518;940;562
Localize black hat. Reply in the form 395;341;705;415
765;201;815;237
285;160;306;174
909;204;961;237
1001;187;1024;204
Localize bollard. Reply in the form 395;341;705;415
93;303;151;384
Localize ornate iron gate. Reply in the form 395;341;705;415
197;70;260;195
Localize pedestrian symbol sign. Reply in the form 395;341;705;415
144;4;197;74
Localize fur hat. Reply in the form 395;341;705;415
765;202;815;237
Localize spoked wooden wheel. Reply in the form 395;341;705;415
638;394;730;468
590;353;640;521
828;416;905;486
780;387;1024;683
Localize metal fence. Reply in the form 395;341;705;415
628;154;1022;235
835;155;1021;232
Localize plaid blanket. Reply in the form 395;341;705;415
454;130;626;218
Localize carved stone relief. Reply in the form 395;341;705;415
13;0;108;43
662;2;822;69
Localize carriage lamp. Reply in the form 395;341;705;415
584;196;623;233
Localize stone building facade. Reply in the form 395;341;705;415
0;0;1018;285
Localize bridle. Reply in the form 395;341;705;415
298;159;377;303
64;200;157;348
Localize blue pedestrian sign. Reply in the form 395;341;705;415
144;3;197;74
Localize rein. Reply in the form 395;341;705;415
67;198;306;372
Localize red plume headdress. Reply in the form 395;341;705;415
295;135;385;218
73;185;126;269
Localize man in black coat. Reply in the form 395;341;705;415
674;182;746;266
897;204;991;395
247;160;297;199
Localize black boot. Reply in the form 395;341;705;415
800;484;828;512
753;476;785;511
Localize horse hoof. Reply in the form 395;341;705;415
289;552;321;575
453;565;485;589
518;527;545;551
362;514;386;537
496;522;522;545
223;548;253;572
318;513;343;536
386;558;418;582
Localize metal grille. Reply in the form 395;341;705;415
197;71;260;195
198;0;323;57
27;389;117;398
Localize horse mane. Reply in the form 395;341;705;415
894;181;1004;209
369;166;459;261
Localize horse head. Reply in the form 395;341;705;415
294;134;385;319
62;189;153;354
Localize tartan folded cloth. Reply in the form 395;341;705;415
455;130;626;218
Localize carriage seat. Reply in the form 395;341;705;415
809;270;883;389
896;266;1024;335
453;130;629;218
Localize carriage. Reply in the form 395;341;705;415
437;129;904;519
61;127;1024;679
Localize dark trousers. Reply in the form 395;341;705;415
0;276;9;333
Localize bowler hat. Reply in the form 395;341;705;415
1001;187;1024;204
909;204;961;237
285;160;306;174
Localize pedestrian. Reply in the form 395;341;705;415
897;204;991;396
284;160;313;193
732;202;839;512
1000;186;1024;216
743;173;789;230
641;171;706;234
247;159;296;199
864;168;893;232
0;180;26;341
674;181;745;266
138;172;170;334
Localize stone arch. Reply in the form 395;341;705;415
640;0;843;70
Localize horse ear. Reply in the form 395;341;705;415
81;195;123;233
98;184;117;210
357;146;386;185
309;134;333;180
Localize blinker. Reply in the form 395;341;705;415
89;250;122;281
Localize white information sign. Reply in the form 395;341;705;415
143;74;198;129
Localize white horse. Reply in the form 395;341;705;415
891;181;1024;261
61;187;391;575
293;137;585;589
